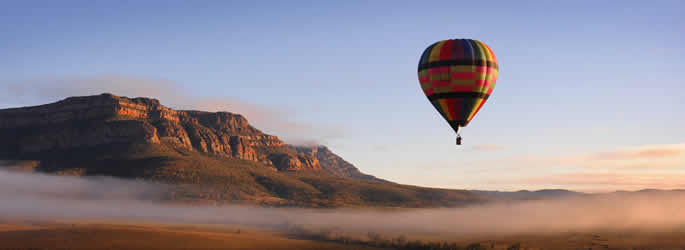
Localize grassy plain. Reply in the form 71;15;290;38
0;220;382;250
1;219;684;250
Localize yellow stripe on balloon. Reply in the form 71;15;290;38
475;40;493;62
475;40;497;89
428;41;446;63
451;65;476;72
466;98;484;121
474;41;490;95
421;82;432;90
480;41;497;63
474;86;490;94
438;98;454;120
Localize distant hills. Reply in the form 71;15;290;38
1;93;679;207
0;93;480;207
469;189;584;201
470;188;685;201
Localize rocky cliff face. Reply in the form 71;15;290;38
294;146;383;181
0;93;376;179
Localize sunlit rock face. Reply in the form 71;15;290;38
0;93;375;179
293;146;383;181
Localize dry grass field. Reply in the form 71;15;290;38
0;220;384;250
1;219;684;250
424;231;685;249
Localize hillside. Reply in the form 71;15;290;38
0;93;481;207
469;189;585;201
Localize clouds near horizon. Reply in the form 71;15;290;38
489;143;685;191
504;143;684;167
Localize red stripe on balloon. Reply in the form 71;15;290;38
451;86;474;92
451;98;464;121
439;39;453;61
419;75;429;83
451;72;475;79
432;81;450;87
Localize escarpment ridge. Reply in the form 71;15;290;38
0;93;372;176
0;94;486;207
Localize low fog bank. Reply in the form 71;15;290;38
1;169;684;235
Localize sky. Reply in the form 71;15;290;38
1;0;683;192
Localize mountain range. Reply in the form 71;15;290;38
0;93;480;207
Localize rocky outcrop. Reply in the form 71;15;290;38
0;93;372;177
268;153;321;171
293;146;383;181
0;93;180;129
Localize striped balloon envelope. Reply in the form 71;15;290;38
417;39;498;139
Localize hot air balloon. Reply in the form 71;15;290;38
417;39;498;145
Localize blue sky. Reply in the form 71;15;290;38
1;1;683;191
